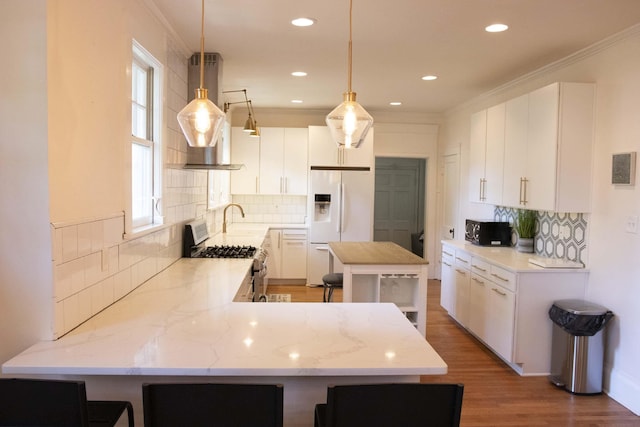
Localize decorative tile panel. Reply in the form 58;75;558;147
495;207;588;264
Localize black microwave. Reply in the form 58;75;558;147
465;220;511;246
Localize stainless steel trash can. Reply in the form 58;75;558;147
548;299;613;394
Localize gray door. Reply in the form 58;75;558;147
374;158;425;253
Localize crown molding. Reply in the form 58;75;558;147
445;23;640;117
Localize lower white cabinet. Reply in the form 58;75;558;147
441;241;587;375
266;228;307;283
440;248;455;314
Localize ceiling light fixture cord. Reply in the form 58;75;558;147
199;0;205;89
347;0;353;94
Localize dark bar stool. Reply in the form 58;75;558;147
322;273;343;302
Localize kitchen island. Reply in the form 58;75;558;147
329;241;429;336
3;234;446;426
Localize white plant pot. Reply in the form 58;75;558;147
516;237;534;253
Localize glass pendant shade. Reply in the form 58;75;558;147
326;92;373;149
177;88;226;147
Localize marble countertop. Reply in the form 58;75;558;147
441;240;588;273
3;241;446;377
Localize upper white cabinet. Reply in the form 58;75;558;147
502;94;529;207
260;128;308;195
469;103;505;205
308;125;373;167
502;82;595;212
231;127;309;195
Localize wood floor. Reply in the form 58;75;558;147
268;281;640;426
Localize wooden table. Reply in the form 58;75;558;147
328;242;429;336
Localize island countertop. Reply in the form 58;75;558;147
2;258;445;377
329;241;428;265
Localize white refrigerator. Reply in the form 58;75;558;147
307;167;374;285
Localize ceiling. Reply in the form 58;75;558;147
151;0;640;115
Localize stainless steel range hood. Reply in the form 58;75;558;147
183;52;243;170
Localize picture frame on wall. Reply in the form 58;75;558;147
611;152;636;186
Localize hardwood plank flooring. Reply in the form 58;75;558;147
268;281;639;426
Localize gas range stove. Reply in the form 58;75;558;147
194;245;257;259
183;219;269;302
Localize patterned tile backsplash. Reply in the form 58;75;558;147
494;207;588;265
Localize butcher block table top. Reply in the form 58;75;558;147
329;241;428;265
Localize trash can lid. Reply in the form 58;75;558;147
552;299;610;315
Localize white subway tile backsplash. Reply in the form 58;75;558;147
91;220;103;252
114;268;132;301
61;226;78;263
77;222;92;257
63;294;80;334
103;217;123;246
78;288;91;325
50;35;200;339
54;262;72;302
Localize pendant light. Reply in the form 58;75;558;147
325;0;373;149
177;0;226;147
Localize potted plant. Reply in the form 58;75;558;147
514;209;537;253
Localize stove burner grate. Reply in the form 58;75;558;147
197;245;257;259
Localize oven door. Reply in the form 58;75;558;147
253;257;268;302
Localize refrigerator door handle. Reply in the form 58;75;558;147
340;182;346;234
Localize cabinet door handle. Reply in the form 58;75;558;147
492;287;507;296
491;273;509;282
443;261;452;267
455;269;467;275
519;177;529;206
472;265;487;272
443;250;453;257
456;257;468;264
472;277;485;285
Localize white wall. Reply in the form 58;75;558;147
0;1;53;364
439;26;640;414
0;0;225;360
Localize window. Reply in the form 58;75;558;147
131;41;163;230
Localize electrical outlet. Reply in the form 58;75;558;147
626;215;638;234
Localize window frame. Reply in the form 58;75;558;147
128;40;164;236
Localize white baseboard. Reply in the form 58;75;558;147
604;363;640;416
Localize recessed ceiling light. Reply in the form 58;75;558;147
485;23;508;33
421;75;438;81
291;71;307;77
291;100;303;104
389;102;402;106
291;17;316;27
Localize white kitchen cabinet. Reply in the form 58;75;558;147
230;127;260;194
308;125;373;167
468;103;505;205
452;249;471;326
231;127;308;195
502;82;595;212
266;228;307;283
439;247;455;314
441;240;587;375
502;93;529;207
260;128;308;195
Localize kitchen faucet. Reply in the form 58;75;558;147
222;203;245;233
